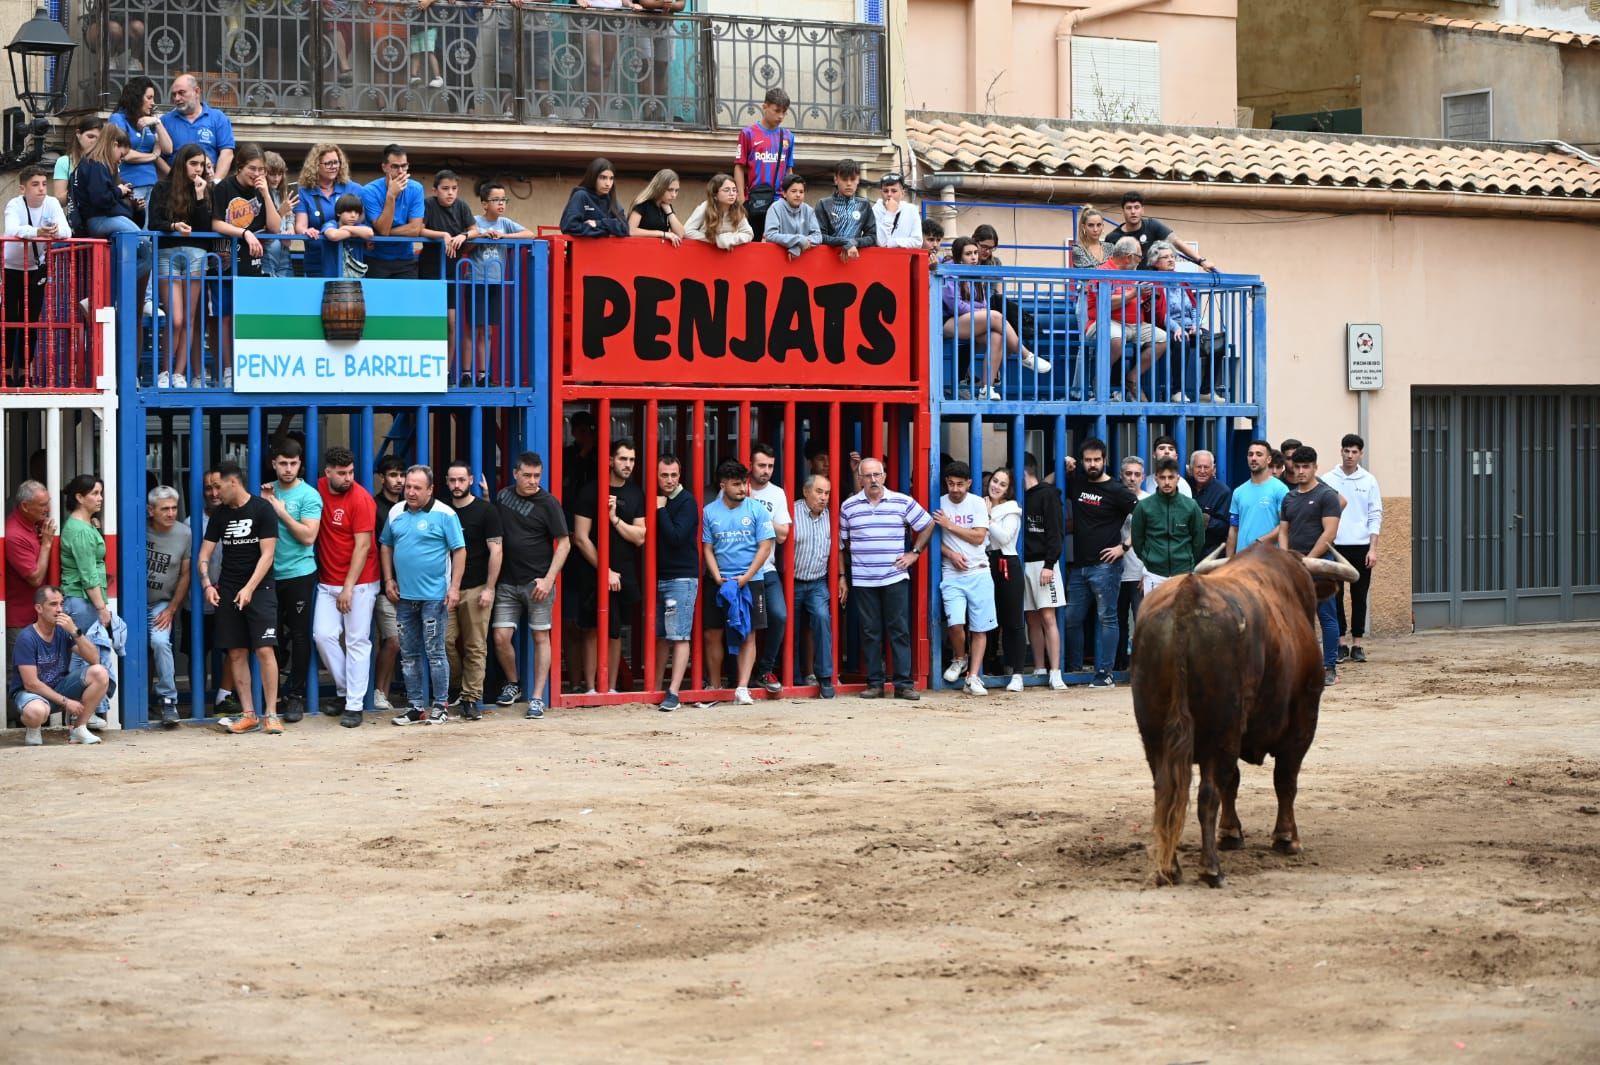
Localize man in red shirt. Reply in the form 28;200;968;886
5;481;55;676
311;446;380;728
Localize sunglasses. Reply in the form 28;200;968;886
880;174;904;187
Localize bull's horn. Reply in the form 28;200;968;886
1303;556;1360;582
1193;543;1229;575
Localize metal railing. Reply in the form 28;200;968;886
932;262;1267;411
71;2;886;134
0;236;110;392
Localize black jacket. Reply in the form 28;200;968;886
559;187;628;238
655;489;701;581
1023;481;1065;569
815;192;878;251
1188;475;1233;556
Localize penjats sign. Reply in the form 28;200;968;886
562;239;922;388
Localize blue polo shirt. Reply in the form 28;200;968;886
361;177;426;262
295;179;362;276
701;497;774;578
108;112;160;188
1229;476;1289;551
379;499;465;601
160;106;235;166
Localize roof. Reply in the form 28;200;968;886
906;113;1600;200
1369;9;1600;50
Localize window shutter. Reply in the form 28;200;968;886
1070;37;1161;122
1442;90;1492;141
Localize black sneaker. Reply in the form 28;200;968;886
1350;645;1367;663
425;705;450;725
859;685;886;699
659;691;680;712
1324;667;1338;687
818;679;836;700
444;693;463;710
893;686;921;701
392;707;426;726
496;683;522;706
1336;646;1351;664
461;702;483;721
1089;673;1115;688
758;671;782;695
159;699;180;727
340;710;363;728
281;695;306;724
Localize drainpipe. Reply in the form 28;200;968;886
1056;0;1165;118
1540;139;1600;168
927;171;1600;221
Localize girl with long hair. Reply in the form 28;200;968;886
558;157;628;237
983;467;1026;692
148;144;217;387
52;115;101;207
683;173;753;250
628;168;685;245
59;474;110;635
941;236;1046;399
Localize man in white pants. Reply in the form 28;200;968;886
313;446;380;728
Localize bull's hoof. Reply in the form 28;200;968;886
1154;865;1182;887
1271;836;1302;855
1201;870;1225;889
1219;832;1245;851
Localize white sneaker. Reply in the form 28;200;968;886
157;371;171;388
69;725;101;745
1032;668;1049;678
942;656;968;684
428;76;444;88
222;369;234;388
1171;391;1191;403
1006;673;1024;693
964;674;987;697
372;690;394;711
1048;669;1068;691
24;726;42;746
172;373;187;388
984;386;1002;400
1020;351;1052;374
734;686;754;706
86;715;106;731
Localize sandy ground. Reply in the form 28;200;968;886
2;626;1598;1064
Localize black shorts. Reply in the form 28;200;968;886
577;580;640;639
459;284;504;326
214;584;279;649
701;581;769;631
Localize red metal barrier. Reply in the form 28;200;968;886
0;236;110;392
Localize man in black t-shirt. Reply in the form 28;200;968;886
443;460;502;718
493;452;570;718
571;439;646;694
1062;439;1138;687
419;170;479;380
1279;445;1345;685
1111;190;1215;272
198;461;282;735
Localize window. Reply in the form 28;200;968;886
1071;37;1161;123
1442;90;1492;141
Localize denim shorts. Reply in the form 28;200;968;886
492;579;554;631
657;577;698;642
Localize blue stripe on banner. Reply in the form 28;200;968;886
232;278;448;319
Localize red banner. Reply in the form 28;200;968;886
561;238;922;388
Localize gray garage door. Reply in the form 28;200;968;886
1412;389;1600;629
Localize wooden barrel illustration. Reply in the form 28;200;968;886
321;280;366;341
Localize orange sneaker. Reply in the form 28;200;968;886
218;714;261;735
263;715;284;735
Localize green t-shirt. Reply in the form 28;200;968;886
271;479;324;580
60;516;106;599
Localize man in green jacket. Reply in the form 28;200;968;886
1131;458;1206;597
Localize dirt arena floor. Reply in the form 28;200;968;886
3;625;1598;1064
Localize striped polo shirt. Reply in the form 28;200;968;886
791;500;831;582
840;489;932;588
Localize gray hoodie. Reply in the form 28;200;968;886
762;198;822;253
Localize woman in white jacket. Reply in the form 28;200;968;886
983;467;1027;692
683;173;753;250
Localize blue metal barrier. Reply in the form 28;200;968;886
113;233;552;728
926;259;1269;692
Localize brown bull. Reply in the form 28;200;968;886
1130;545;1358;887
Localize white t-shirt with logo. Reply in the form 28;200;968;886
938;492;990;576
747;481;791;575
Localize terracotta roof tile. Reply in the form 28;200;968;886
905;113;1600;200
1368;9;1600;49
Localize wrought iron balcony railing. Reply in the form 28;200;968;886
70;1;886;135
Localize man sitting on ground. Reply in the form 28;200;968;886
8;585;111;746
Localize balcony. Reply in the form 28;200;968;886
70;2;886;136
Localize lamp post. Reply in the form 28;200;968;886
2;8;79;169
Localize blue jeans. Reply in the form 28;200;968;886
792;577;833;681
87;214;152;272
856;579;911;690
395;598;449;708
754;569;788;677
149;601;177;701
63;595;99;634
1317;596;1339;668
1065;561;1120;676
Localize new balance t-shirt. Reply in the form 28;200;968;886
204;495;278;592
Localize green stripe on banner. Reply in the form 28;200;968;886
234;315;448;341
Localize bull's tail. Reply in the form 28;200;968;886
1151;584;1197;885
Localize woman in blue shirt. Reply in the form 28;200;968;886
107;77;172;219
292;142;361;278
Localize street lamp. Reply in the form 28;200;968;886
3;8;79;169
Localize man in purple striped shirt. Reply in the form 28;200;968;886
840;457;934;700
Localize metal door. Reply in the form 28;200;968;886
1412;389;1600;629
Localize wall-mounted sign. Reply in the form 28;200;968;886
232;278;448;393
562;240;922;389
1346;322;1384;391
